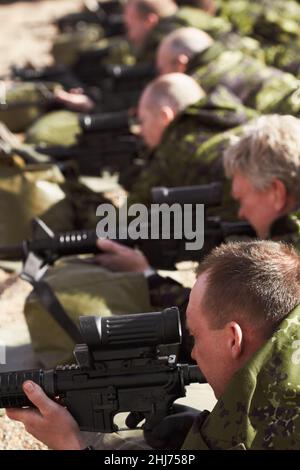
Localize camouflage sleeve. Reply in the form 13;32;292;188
128;130;219;207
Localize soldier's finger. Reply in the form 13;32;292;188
96;239;125;254
6;407;39;424
22;381;57;417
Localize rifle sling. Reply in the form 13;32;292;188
32;279;83;343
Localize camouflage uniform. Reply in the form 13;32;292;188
270;209;300;252
219;0;300;76
182;303;300;449
176;6;231;38
188;42;300;115
147;209;300;363
134;14;191;64
219;0;300;47
127;86;257;207
81;212;300;450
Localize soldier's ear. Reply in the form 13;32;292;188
177;54;189;73
271;179;288;212
145;13;160;29
160;106;176;126
226;321;243;360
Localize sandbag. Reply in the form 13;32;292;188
25;110;81;147
51;24;104;66
0;82;60;133
0;161;74;245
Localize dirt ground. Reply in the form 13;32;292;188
0;0;83;76
0;0;82;451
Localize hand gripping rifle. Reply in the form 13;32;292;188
0;182;255;270
0;308;205;432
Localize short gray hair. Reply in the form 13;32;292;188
223;115;300;199
160;27;213;63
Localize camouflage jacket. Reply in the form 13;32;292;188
176;6;231;38
219;0;300;47
219;0;300;76
182;303;300;450
189;42;300;115
148;209;300;363
134;14;188;64
127;86;257;207
270;208;300;252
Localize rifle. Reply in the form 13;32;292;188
11;65;84;91
0;308;205;432
0;183;256;270
72;59;156;111
33;109;144;177
55;0;125;38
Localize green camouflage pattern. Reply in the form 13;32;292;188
176;6;231;37
127;86;257;208
80;36;135;67
182;303;300;450
134;14;191;64
0;82;61;133
51;24;105;67
24;257;152;367
263;42;300;78
220;0;300;46
271;209;300;253
25;110;81;147
218;0;300;75
189;42;300;115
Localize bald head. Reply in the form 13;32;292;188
157;27;213;75
138;73;205;148
141;72;204;113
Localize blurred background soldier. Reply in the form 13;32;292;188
157;27;300;115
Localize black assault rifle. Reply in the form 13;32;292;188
0;307;205;432
33;109;144;177
0;182;256;270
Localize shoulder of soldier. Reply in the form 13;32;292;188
176;7;231;35
183;304;300;450
271;209;300;252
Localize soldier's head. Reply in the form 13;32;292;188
174;0;216;15
138;73;205;148
157;27;213;74
224;115;300;239
124;0;178;47
186;240;300;398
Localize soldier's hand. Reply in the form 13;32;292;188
96;239;151;272
6;381;85;450
54;88;94;112
126;404;201;450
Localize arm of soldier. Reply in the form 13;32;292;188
127;135;205;207
95;239;151;272
6;381;85;450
